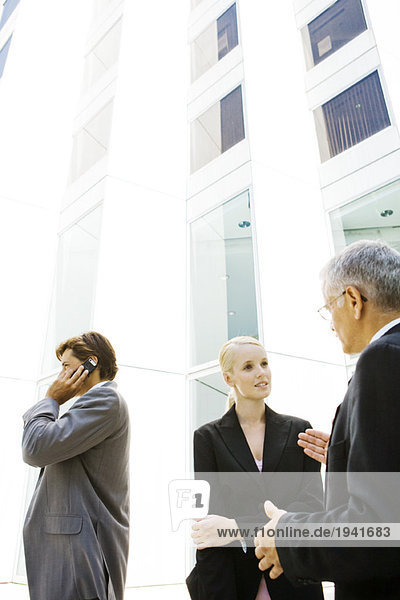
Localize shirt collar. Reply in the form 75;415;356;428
369;317;400;344
89;380;109;392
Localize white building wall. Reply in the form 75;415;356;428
90;0;189;585
0;0;91;582
294;0;400;214
239;0;346;426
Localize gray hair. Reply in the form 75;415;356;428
321;240;400;313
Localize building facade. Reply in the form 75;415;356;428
0;0;399;593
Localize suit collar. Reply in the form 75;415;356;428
216;404;291;472
382;322;400;336
370;319;400;344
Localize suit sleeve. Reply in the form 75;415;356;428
285;420;324;514
22;386;120;467
276;341;400;586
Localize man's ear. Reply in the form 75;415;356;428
345;286;364;320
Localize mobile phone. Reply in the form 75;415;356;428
82;358;98;374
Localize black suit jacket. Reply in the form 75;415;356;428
186;404;324;600
277;323;400;600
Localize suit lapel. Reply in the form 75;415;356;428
216;405;259;472
216;404;291;472
262;406;291;472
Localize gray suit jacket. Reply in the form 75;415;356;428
22;381;130;600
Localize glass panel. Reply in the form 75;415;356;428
221;85;245;153
82;18;122;91
314;71;390;161
0;0;20;29
69;100;114;182
189;371;227;441
217;4;238;60
190;100;221;172
304;0;367;68
191;20;218;82
330;179;400;254
190;191;258;366
191;4;238;82
42;205;103;373
0;35;12;78
191;0;205;8
190;85;245;173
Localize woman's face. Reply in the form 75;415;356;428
225;344;272;402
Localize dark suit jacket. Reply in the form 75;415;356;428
22;381;130;600
186;404;324;600
277;323;400;600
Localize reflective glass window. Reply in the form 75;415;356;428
217;4;238;60
42;205;103;373
0;35;12;77
190;85;245;172
302;0;367;69
69;100;114;182
0;0;20;29
314;71;390;161
221;85;244;153
190;190;258;366
330;180;400;253
191;4;238;82
190;372;227;439
82;18;122;92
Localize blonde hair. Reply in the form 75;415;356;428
219;336;265;410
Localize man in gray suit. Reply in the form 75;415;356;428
22;331;130;600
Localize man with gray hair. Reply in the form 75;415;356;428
255;240;400;599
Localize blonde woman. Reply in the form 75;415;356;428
186;336;323;600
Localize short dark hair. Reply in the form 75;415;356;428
56;331;118;380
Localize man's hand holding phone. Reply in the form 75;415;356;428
47;365;89;406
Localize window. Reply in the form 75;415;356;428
0;0;20;29
82;18;122;92
42;206;103;373
302;0;367;69
190;372;227;437
330;180;400;254
190;85;245;172
69;100;114;181
191;3;238;82
190;191;258;366
217;4;238;60
0;35;12;78
314;71;390;161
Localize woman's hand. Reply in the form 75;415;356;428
192;515;241;550
298;429;330;465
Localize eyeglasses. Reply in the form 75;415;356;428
318;290;368;321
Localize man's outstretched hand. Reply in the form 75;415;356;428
47;366;88;406
255;501;286;579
